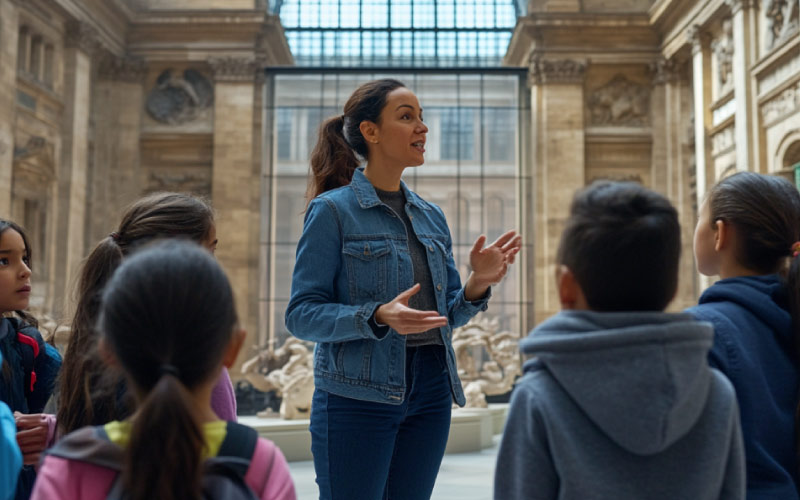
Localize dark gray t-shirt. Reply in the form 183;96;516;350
375;187;443;347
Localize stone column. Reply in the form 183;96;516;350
727;0;758;171
53;21;98;316
651;57;699;308
690;26;713;205
209;57;261;364
528;56;587;324
0;0;20;217
90;55;147;243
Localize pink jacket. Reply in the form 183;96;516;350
30;436;296;500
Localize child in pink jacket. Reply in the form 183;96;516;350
31;241;296;500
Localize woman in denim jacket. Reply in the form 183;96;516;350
286;79;521;500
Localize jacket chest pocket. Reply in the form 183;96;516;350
342;239;391;301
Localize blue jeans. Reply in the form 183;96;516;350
310;345;453;500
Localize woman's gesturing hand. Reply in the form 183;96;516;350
465;230;522;301
375;284;448;335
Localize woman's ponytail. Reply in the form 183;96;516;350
125;373;204;500
307;115;360;202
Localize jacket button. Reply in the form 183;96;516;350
428;245;434;252
437;283;443;291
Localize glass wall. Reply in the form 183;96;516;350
259;71;529;349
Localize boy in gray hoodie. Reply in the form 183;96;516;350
494;181;744;500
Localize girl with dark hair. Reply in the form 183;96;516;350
0;219;62;500
31;241;296;500
286;78;522;500
689;171;800;499
55;192;235;438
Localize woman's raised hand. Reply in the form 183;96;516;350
375;284;448;335
464;230;522;301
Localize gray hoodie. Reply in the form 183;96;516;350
494;311;744;500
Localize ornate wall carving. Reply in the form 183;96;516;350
146;170;211;197
97;54;148;82
712;19;734;96
649;57;687;85
528;55;586;85
711;125;736;155
145;69;214;125
761;81;800;124
587;75;650;127
765;0;799;49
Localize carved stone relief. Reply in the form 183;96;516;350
649;57;687;85
765;0;799;49
64;21;101;55
761;81;800;125
712;19;734;96
146;170;211;197
98;54;148;83
711;125;736;155
587;75;650;127
145;69;214;125
208;57;262;83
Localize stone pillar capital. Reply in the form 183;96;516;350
649;57;687;85
528;55;587;86
208;57;263;83
65;21;101;55
687;25;712;54
97;54;148;82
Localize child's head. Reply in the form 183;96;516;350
0;219;36;325
98;240;242;500
58;192;216;435
556;181;681;312
694;171;800;277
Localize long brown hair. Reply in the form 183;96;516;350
306;78;406;202
706;171;800;471
98;240;237;500
56;192;214;435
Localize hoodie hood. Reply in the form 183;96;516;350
521;310;713;456
696;274;791;345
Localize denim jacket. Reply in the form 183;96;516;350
285;168;489;406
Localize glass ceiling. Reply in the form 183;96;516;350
271;0;525;67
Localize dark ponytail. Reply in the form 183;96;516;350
306;78;406;202
706;171;800;471
99;240;238;500
57;192;214;435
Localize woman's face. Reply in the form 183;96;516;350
367;87;429;168
0;229;32;313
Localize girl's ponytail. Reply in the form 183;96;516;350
305;78;407;202
307;115;360;202
125;372;204;500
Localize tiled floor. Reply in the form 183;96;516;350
287;435;500;500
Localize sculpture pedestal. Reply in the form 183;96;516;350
238;403;509;462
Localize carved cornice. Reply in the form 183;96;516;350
65;21;101;55
528;56;587;86
208;57;262;83
97;54;148;82
649;57;688;85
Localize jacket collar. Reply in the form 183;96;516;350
350;167;431;211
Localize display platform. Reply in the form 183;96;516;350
238;404;509;462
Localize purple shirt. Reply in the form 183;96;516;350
210;367;237;421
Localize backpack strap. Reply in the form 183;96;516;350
209;422;259;477
45;425;124;471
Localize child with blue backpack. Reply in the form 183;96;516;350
0;219;61;500
32;240;295;500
